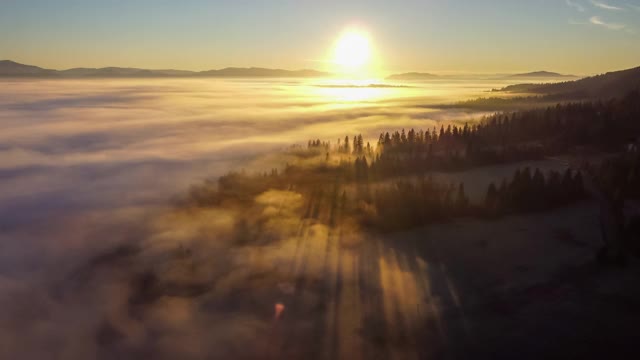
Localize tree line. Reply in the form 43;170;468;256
484;167;586;217
310;90;640;179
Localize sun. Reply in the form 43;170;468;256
333;29;372;73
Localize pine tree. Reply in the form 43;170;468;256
485;182;498;215
408;129;416;143
572;171;585;200
532;168;546;210
456;183;469;213
498;179;509;211
561;169;573;204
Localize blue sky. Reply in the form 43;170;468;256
1;0;639;74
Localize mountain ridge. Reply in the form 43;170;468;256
386;72;439;80
0;60;331;78
506;71;576;78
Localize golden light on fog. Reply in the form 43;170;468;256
332;29;372;73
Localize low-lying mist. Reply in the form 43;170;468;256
0;77;512;228
0;77;535;359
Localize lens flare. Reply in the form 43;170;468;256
274;302;285;320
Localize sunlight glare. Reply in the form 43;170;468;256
333;29;372;74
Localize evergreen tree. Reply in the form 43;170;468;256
572;171;585;200
485;182;498;215
561;169;574;204
498;179;509;212
532;168;546;209
456;183;469;213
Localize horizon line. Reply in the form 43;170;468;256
0;59;606;78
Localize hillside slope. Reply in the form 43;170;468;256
501;66;640;99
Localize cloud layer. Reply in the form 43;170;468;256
567;0;638;32
590;15;627;29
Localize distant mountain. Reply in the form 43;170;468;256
0;60;331;78
386;72;439;80
198;67;329;78
506;71;576;79
0;60;57;76
500;66;640;100
59;67;199;77
61;67;159;77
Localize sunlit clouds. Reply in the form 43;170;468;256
590;15;626;29
590;0;624;11
566;0;637;32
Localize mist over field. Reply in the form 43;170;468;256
0;77;524;358
0;77;512;225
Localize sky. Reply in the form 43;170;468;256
1;0;640;75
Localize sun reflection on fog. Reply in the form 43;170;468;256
309;78;396;104
318;87;387;102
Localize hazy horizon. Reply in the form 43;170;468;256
3;0;640;75
1;58;606;77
